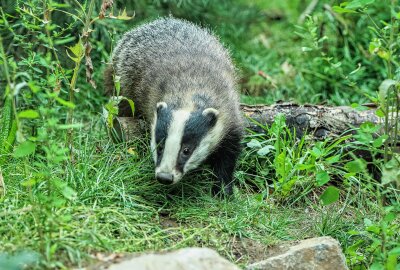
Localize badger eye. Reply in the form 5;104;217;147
182;147;190;156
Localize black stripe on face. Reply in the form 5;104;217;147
155;105;172;166
175;110;217;173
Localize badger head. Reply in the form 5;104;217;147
150;102;223;184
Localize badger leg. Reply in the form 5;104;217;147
210;152;237;196
209;131;242;196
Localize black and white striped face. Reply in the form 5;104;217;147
151;102;223;184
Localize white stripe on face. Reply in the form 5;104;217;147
155;110;191;183
183;117;224;173
151;112;157;164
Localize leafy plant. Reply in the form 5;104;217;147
346;204;400;269
0;0;132;267
333;0;400;268
242;114;348;204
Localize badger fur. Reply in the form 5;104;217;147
106;17;243;195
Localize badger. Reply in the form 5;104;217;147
105;17;243;195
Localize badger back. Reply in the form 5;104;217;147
111;18;238;121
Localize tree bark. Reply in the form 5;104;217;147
240;102;383;139
111;103;387;142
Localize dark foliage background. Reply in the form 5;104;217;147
1;0;393;108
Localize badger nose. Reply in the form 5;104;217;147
156;173;174;185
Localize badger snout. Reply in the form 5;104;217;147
156;172;174;185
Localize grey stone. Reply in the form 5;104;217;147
105;247;240;270
246;236;348;270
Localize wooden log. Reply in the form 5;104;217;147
241;102;384;139
111;103;392;141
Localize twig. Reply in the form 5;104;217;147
298;0;319;24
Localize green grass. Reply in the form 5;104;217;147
0;117;379;269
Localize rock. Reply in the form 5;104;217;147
246;236;348;270
104;247;240;270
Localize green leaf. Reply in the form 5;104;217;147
107;113;114;128
296;164;315;170
114;75;121;95
320;186;340;205
310;145;323;158
55;97;76;108
354;132;373;144
257;145;275;156
66;40;84;61
316;171;330;186
51;197;66;208
105;100;118;115
347;230;361;236
360;122;379;133
375;108;385;118
346;0;376;9
346;239;363;254
14;141;36;158
369;38;381;54
384;212;396;223
372;135;388;148
21;178;38;187
369;262;384;270
60;186;77;200
104;100;119;128
386;252;398;270
326;154;341;164
332;6;358;13
53;178;77;200
28;81;40;93
18;110;39;119
345;159;366;173
54;36;76;45
366;224;380;234
247;139;262;149
116;8;134;20
388;247;400;256
377;49;390;61
122;97;135;118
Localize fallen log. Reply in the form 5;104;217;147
111;103;391;142
241;102;384;139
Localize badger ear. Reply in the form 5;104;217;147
156;102;168;114
202;108;219;127
202;108;219;117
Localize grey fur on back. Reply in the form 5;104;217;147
109;17;242;132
